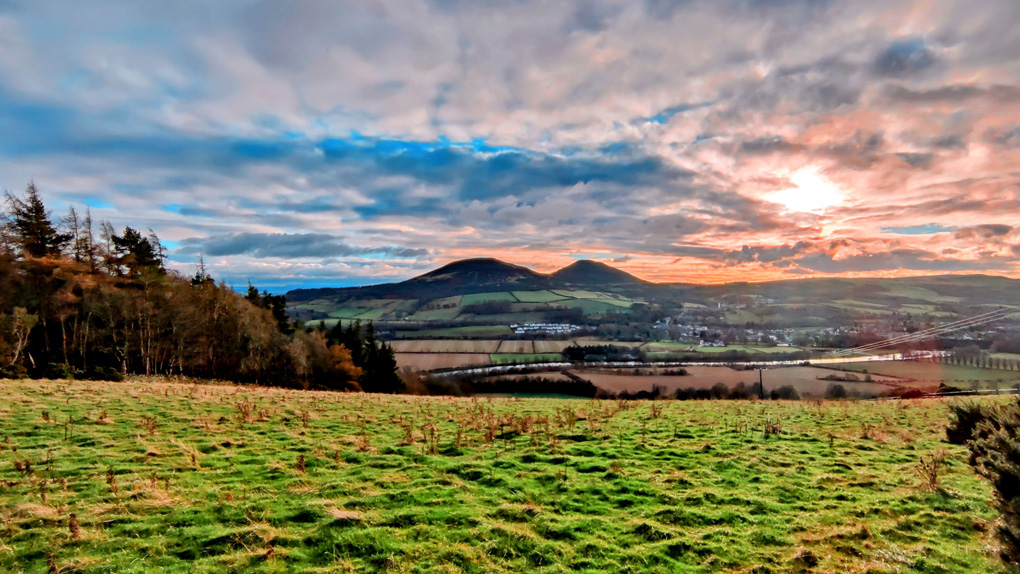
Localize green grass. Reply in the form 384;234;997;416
353;308;388;320
556;299;630;315
461;292;519;305
397;325;512;338
489;353;566;364
549;290;605;299
0;379;1005;573
592;298;633;308
511;291;568;303
404;307;463;321
327;307;371;319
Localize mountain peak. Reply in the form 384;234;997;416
551;259;645;285
408;258;545;287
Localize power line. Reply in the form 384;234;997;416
829;307;1016;358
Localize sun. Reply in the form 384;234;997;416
768;167;845;213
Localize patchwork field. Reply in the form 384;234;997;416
291;288;643;328
0;379;1004;573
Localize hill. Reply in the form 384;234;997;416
404;258;550;290
286;259;1020;332
551;259;647;286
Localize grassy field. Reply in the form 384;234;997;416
0;379;1005;573
461;293;519;305
511;291;568;303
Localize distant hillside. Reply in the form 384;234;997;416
286;259;1020;329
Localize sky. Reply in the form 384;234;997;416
2;0;1020;290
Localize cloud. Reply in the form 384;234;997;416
873;38;936;76
796;249;1008;273
0;0;1018;286
179;232;431;260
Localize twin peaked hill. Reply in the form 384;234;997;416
287;258;649;303
286;258;1020;315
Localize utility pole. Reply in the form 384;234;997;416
758;368;764;400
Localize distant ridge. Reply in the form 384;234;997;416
285;258;1020;311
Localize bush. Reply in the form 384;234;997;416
44;362;75;380
770;385;800;400
947;401;991;445
0;364;28;379
824;384;848;400
954;398;1020;567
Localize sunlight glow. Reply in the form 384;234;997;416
768;168;845;213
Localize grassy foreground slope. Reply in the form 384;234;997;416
0;380;1005;573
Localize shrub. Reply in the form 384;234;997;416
947;401;993;445
770;385;800;400
824;384;848;400
954;398;1020;567
915;450;948;492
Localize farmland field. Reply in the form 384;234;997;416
496;340;535;354
549;289;605;299
577;366;907;396
490;353;566;365
0;379;1003;573
556;299;631;315
396;326;512;338
834;362;1020;387
404;307;463;321
394;353;492;370
461;292;519;305
390;340;502;354
511;290;568;303
533;340;575;354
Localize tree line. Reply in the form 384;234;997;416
0;182;400;391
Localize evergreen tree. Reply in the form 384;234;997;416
4;182;71;258
111;226;162;274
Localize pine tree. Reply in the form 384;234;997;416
4;182;71;258
111;226;161;274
